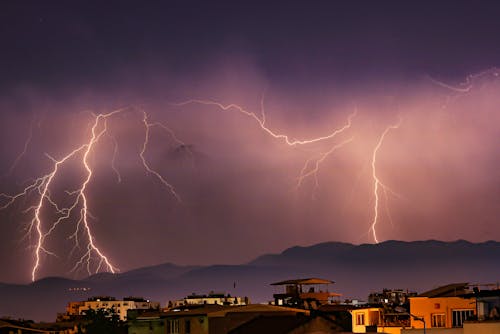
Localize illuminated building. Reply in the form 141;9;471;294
65;296;160;321
407;283;476;330
169;292;249;308
402;283;500;333
351;307;382;333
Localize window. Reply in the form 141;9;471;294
356;313;365;325
185;319;191;334
431;313;446;327
452;309;474;327
368;311;380;326
167;319;179;334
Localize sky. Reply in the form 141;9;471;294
0;1;499;283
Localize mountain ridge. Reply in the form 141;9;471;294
1;239;499;321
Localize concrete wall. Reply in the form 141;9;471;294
409;297;475;329
401;328;462;334
464;321;500;334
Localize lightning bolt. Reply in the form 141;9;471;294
140;111;182;202
369;117;402;243
295;138;354;196
106;132;122;183
174;99;361;201
1;107;184;281
3;116;35;176
427;67;499;93
173;99;357;147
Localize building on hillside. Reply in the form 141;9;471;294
63;296;160;321
368;289;417;306
169;292;249;308
271;278;341;309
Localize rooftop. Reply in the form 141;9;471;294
271;278;334;286
417;283;469;297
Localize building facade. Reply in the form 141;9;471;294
170;292;249;308
67;296;160;321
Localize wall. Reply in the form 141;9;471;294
401;328;462;334
351;308;381;333
409;297;475;329
463;321;500;334
128;318;166;334
377;326;403;334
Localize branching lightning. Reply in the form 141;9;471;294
2;94;409;281
173;99;357;147
4;117;35;177
174;99;361;200
140;111;182;202
295;138;354;196
1;108;184;281
369;117;402;243
427;67;499;93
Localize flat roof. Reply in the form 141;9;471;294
271;278;334;286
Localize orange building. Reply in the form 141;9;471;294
408;283;476;329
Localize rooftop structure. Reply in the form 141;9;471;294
271;277;341;309
368;288;417;306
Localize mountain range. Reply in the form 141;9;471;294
1;240;499;321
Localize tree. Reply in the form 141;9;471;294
77;308;126;334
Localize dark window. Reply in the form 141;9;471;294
452;310;474;327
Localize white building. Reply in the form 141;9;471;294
73;296;160;321
170;292;249;308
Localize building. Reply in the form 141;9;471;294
0;319;50;334
127;310;168;334
0;319;79;334
317;304;355;332
401;283;500;333
271;278;341;309
351;307;382;333
169;292;249;308
163;303;311;334
408;283;476;330
368;289;417;306
227;314;344;334
350;306;411;334
65;296;160;321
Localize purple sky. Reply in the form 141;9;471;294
0;1;499;283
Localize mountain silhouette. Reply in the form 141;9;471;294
1;240;499;321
